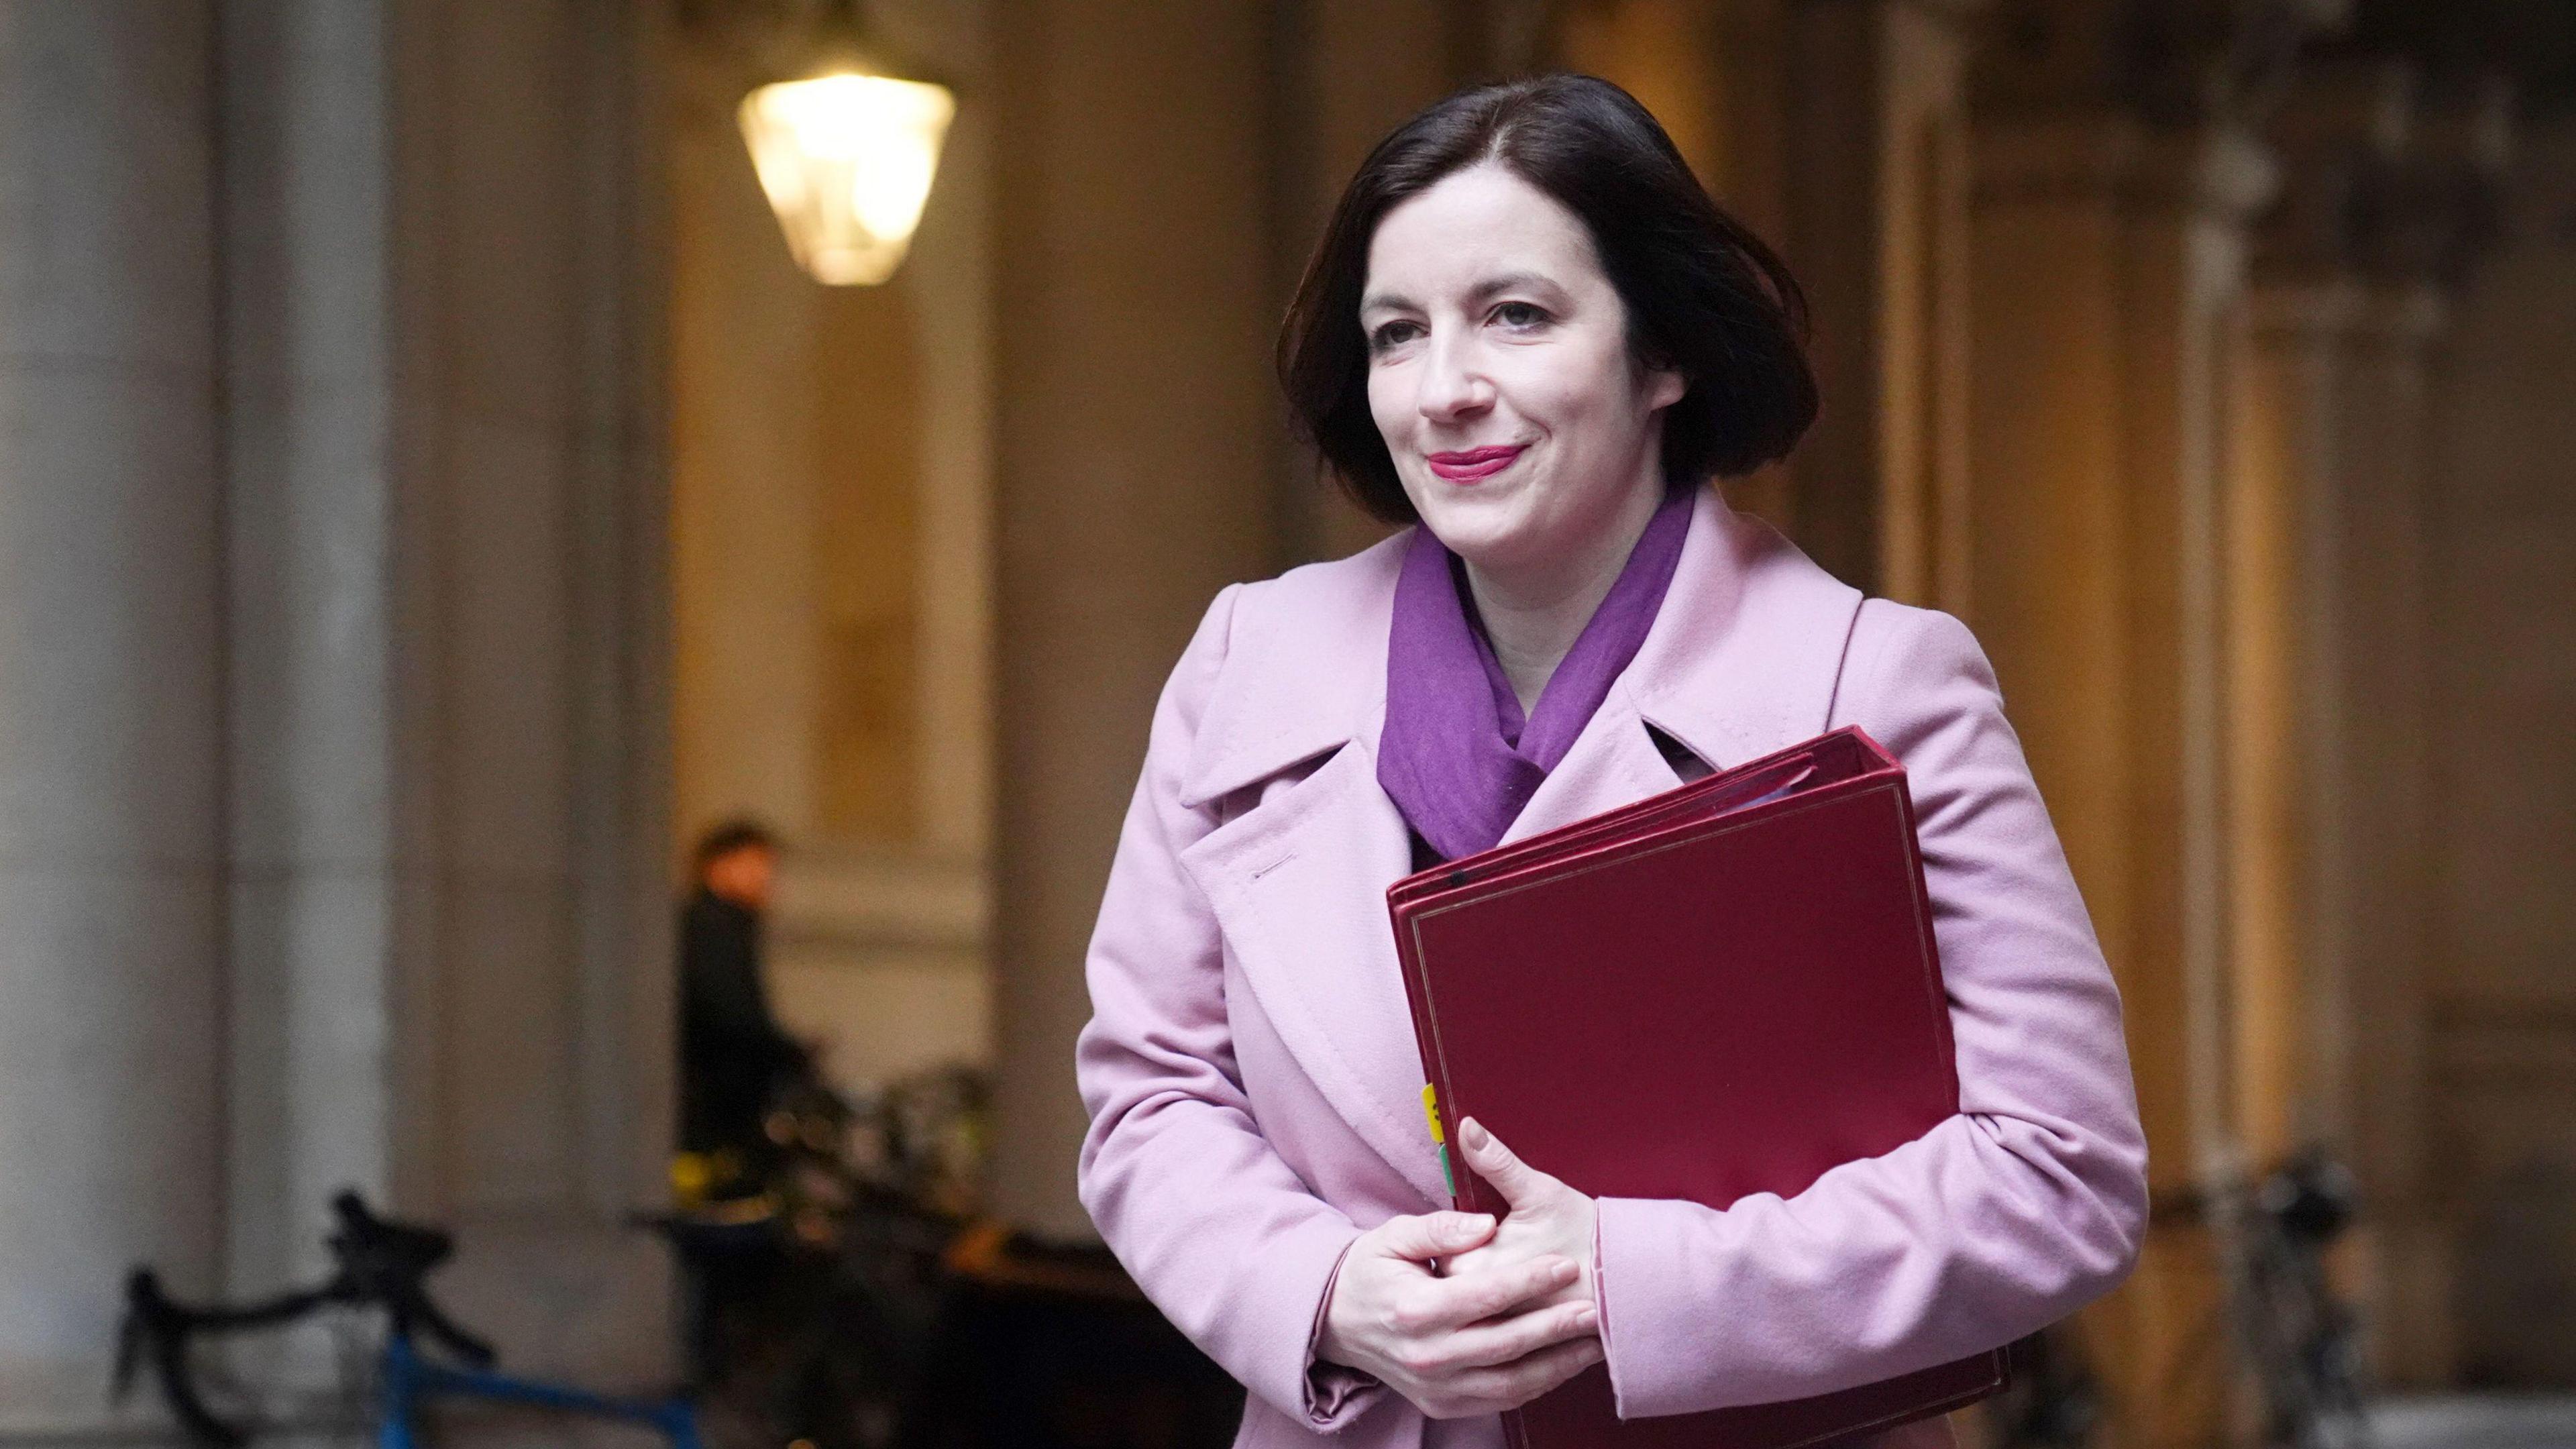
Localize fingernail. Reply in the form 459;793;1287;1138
1461;1118;1489;1150
1574;1307;1599;1331
1551;1259;1576;1283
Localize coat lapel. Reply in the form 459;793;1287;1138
1179;740;1450;1203
1174;538;1450;1203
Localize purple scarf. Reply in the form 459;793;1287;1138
1378;485;1695;861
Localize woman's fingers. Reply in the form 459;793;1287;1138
1373;1210;1496;1263
1426;1334;1607;1419
1419;1295;1599;1373
1407;1252;1575;1331
1456;1118;1562;1212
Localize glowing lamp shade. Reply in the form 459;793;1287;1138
739;70;955;286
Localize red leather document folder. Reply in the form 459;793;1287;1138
1387;727;2004;1449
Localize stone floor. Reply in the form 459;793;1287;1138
2373;1396;2576;1449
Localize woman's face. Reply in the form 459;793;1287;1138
1361;162;1683;580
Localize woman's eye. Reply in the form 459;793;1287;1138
1368;320;1424;353
1491;301;1548;329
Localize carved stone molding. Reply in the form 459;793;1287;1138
1973;111;2277;221
2361;74;2514;288
2255;58;2414;283
1974;0;2351;131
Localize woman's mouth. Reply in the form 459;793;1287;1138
1425;444;1527;483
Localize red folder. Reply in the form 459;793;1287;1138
1387;727;2004;1449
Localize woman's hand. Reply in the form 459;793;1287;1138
1316;1208;1603;1419
1441;1118;1601;1318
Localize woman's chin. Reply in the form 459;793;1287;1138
1412;484;1533;550
1415;513;1522;567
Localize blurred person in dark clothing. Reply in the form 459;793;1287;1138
678;818;813;1162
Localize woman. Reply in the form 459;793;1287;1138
1075;75;2146;1449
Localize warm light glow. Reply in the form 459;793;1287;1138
739;70;955;286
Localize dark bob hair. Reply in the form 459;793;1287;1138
1277;74;1817;525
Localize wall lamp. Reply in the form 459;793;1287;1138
698;0;957;286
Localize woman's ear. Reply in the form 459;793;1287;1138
1646;366;1686;413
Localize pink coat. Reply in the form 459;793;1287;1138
1075;489;2147;1449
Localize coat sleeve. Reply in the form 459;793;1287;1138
1075;584;1384;1430
1590;601;2149;1418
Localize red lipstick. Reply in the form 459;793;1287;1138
1426;444;1526;483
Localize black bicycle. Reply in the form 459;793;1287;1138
116;1191;700;1448
652;1068;977;1449
2159;1149;2374;1449
1987;1322;2106;1449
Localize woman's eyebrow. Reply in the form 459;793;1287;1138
1362;271;1564;316
1465;270;1558;303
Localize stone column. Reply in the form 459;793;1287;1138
1966;3;2329;1438
2336;82;2514;1389
2331;279;2449;1384
215;0;405;1339
368;0;674;1383
2233;278;2364;1168
987;0;1285;1240
1;3;674;1433
2233;62;2417;1169
1781;0;1981;607
0;4;227;1431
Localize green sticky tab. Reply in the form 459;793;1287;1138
1437;1142;1456;1199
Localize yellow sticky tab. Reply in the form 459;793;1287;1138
1421;1083;1445;1144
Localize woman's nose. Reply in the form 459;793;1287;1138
1417;332;1494;421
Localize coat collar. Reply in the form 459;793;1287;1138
1177;530;1405;811
1611;487;1866;780
1180;488;1866;812
1167;489;1866;1203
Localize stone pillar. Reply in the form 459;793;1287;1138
2233;62;2417;1169
1781;0;1980;607
1966;3;2332;1437
2343;82;2516;1388
1;5;673;1436
0;3;228;1431
367;0;674;1384
2234;276;2364;1168
2330;280;2449;1385
215;0;405;1327
2237;69;2516;1387
987;0;1285;1240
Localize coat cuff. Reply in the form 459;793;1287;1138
1301;1238;1385;1429
1590;1206;1617;1409
1593;1195;1720;1419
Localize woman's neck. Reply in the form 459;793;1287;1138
1460;476;1669;716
